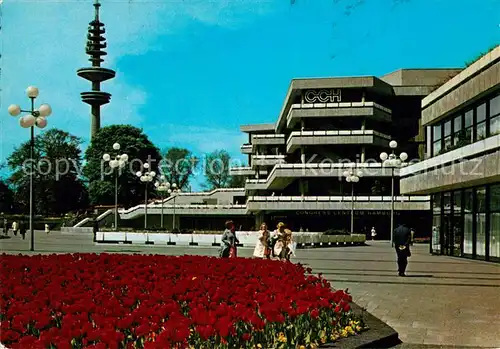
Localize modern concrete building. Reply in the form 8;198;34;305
109;67;478;239
230;68;462;238
400;45;500;262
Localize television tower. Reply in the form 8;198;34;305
77;0;116;140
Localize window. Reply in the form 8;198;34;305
490;95;500;136
432;124;442;156
444;120;452;150
443;192;452;213
464;110;474;143
476;103;487;140
463;189;473;255
490;184;500;258
432;215;441;253
432;194;442;214
453;115;462;145
475;187;487;257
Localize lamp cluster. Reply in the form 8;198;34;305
136;163;156;183
343;166;363;183
380;140;408;166
103;143;128;169
155;179;180;195
8;86;52;129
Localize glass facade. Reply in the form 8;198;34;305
431;183;500;262
429;93;500;156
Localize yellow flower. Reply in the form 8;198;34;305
257;344;263;348
299;346;306;349
277;332;287;343
356;325;362;332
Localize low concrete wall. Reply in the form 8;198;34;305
61;227;93;234
95;231;366;247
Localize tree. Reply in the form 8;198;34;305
204;150;232;189
203;150;246;189
6;128;88;216
228;172;247;188
160;147;198;191
83;125;161;207
0;180;14;213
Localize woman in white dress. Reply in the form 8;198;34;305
253;223;270;259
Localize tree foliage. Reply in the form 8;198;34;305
6;128;88;215
203;150;245;189
83;125;161;207
0;180;14;214
160;147;198;191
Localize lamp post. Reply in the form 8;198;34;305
170;183;181;232
343;165;363;234
380;140;408;245
102;143;128;235
8;86;52;252
136;163;156;231
154;176;170;230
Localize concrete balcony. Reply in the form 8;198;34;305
286;102;392;128
400;135;500;195
251;154;286;168
286;129;390;153
119;204;247;220
247;162;405;191
251;134;286;146
229;166;268;177
241;144;253;154
245;179;268;190
246;195;430;212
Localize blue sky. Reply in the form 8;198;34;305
1;0;499;190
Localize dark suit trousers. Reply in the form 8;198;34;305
395;247;409;274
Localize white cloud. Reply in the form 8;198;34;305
0;0;275;175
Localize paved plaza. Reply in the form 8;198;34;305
1;231;499;348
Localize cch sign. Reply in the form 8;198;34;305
304;89;342;103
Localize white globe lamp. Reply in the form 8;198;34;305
26;86;39;98
8;104;21;116
38;104;52;117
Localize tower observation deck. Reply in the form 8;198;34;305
77;0;116;140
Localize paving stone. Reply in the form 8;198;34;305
1;233;499;347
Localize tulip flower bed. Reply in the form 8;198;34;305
0;253;364;349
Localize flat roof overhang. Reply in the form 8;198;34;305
240;123;276;133
276;77;394;132
421;46;500;126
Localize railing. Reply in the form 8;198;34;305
287;129;391;145
247;195;430;202
252;134;285;139
287;101;392;121
252;154;286;159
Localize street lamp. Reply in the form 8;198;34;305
8;86;52;251
343;164;363;234
169;183;181;232
136;163;156;233
154;176;170;230
102;143;128;235
380;140;408;245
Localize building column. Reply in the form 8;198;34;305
300;147;306;164
361;118;366;163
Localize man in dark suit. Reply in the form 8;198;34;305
393;223;412;276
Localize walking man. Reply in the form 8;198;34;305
393;223;411;277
